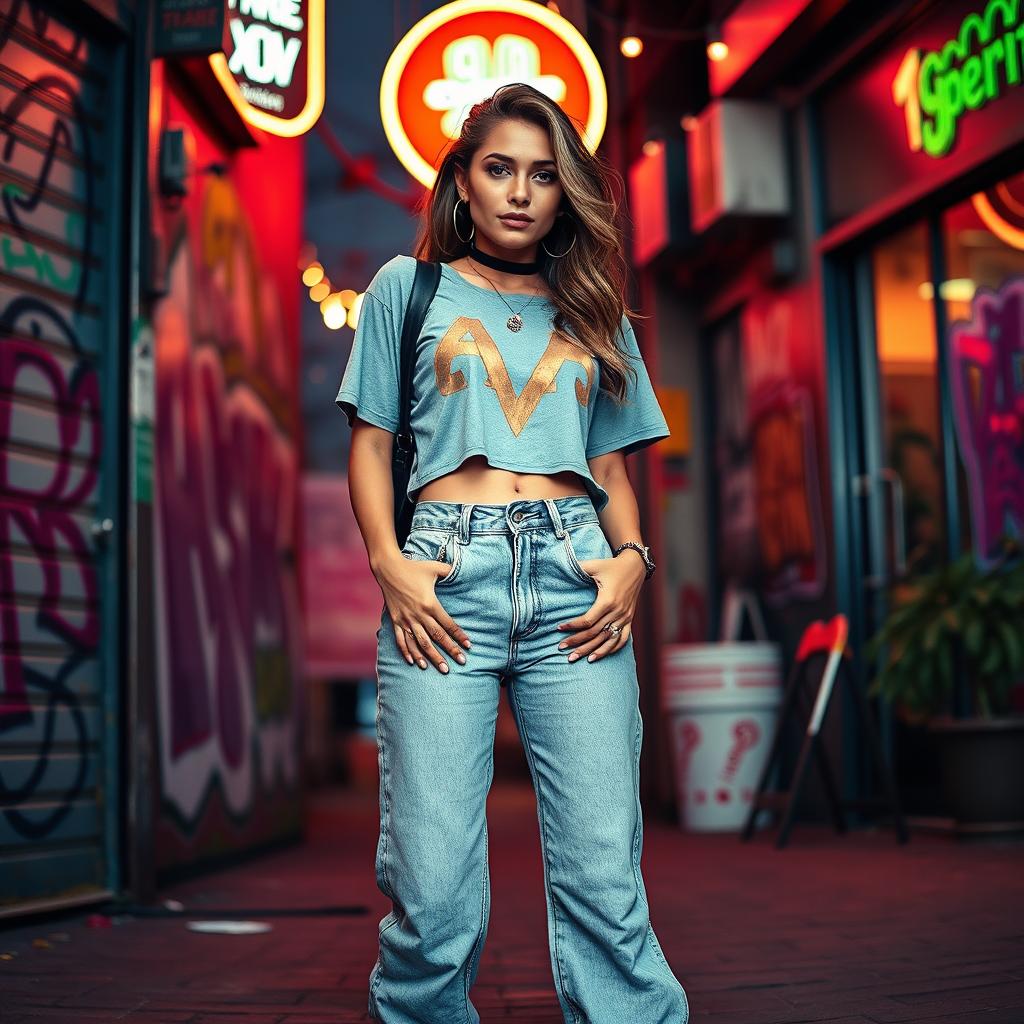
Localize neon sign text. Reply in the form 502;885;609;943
893;0;1023;157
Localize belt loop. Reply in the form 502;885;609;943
458;503;475;545
543;498;566;538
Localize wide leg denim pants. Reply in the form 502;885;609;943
369;496;690;1024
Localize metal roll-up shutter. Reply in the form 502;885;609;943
0;1;124;914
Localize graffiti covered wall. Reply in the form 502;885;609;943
0;2;121;909
149;79;305;872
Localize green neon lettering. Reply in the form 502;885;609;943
902;0;1023;157
981;36;1005;96
962;53;984;105
1007;30;1022;82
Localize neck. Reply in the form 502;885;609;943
469;241;539;276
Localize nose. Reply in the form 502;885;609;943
508;173;530;206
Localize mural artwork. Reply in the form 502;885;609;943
152;173;303;850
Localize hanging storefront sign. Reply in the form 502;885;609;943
818;0;1024;229
893;0;1022;158
155;0;224;57
208;0;325;137
380;0;607;189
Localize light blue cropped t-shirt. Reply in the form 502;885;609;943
335;255;670;513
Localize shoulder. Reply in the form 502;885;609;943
364;254;419;313
616;312;641;355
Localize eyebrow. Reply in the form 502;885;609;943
481;152;557;166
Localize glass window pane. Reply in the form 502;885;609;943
871;222;947;573
942;173;1024;565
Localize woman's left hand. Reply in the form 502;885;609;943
556;551;646;662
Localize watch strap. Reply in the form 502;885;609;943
612;541;655;579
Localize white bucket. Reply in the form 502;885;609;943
662;643;783;832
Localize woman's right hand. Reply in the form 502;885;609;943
375;552;472;673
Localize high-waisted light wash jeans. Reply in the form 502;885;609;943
369;495;690;1024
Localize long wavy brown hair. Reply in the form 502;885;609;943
412;83;641;404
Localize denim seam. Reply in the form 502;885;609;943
506;533;520;672
409;524;597;536
369;680;395;1016
632;708;690;1019
435;529;464;587
464;739;494;1022
509;682;584;1024
562;528;598;587
519;535;543;638
631;710;648;912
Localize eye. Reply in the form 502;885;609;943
485;163;558;183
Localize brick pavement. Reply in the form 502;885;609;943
1;782;1023;1023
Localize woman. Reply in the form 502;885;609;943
337;83;689;1024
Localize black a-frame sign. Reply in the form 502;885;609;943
740;615;909;849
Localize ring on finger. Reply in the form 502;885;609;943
603;621;622;637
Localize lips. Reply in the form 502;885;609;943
499;214;533;223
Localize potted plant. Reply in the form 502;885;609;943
866;536;1024;834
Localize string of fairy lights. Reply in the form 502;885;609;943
299;245;365;331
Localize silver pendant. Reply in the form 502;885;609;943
507;313;523;332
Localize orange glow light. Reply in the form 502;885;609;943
302;262;324;286
707;40;729;62
972;190;1024;250
620;36;643;58
380;0;607;189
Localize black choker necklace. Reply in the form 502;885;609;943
469;243;538;275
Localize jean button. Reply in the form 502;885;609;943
511;510;524;522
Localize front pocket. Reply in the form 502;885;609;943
402;527;463;587
562;521;610;585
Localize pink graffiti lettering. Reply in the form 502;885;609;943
948;279;1024;565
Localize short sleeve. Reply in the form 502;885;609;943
585;315;670;458
334;256;413;431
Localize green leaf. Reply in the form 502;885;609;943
963;618;984;657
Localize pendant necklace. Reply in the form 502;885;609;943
467;257;544;333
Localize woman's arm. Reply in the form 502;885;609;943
555;450;648;663
593;452;648;560
348;419;471;672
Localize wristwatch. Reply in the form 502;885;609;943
613;541;656;580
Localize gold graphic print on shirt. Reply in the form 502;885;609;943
435;316;594;436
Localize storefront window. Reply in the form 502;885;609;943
942;171;1024;566
871;222;947;573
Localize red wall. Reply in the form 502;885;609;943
148;63;306;872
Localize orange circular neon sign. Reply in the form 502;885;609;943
381;0;608;189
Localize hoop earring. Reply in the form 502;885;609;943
453;198;475;243
541;214;577;258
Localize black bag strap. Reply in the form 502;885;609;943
394;259;441;467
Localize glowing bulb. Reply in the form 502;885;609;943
309;280;330;302
348;292;365;329
338;288;357;308
302;262;324;286
324;304;347;330
320;291;343;314
620;36;643;58
707;40;728;62
680;114;699;132
642;139;663;157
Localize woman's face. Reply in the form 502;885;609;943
454;118;564;261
